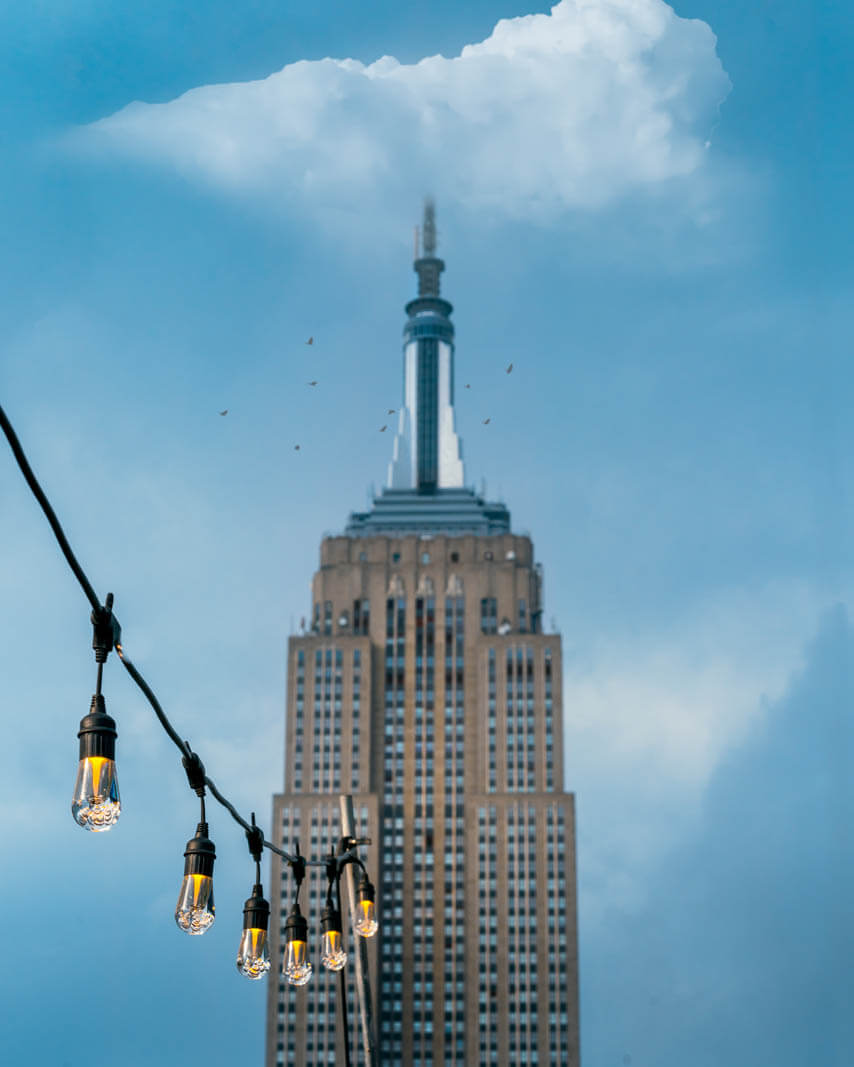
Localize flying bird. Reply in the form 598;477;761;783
307;380;318;386
379;425;388;432
482;417;491;425
387;408;396;414
294;444;301;451
305;337;314;345
218;409;228;416
465;383;471;389
506;363;513;374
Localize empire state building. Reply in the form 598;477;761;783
266;202;580;1066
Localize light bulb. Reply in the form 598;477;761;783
237;884;271;980
237;928;271;980
354;876;379;938
175;823;216;935
72;695;120;831
321;929;347;971
320;905;347;972
176;873;215;934
283;902;312;986
283;939;312;986
355;898;378;938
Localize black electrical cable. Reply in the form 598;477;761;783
0;400;327;868
115;644;189;756
0;404;101;612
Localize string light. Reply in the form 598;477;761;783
72;694;120;831
176;821;217;935
320;901;347;972
283;848;312;986
1;402;378;990
283;902;313;986
71;594;122;831
237;884;272;980
355;873;379;938
237;815;272;980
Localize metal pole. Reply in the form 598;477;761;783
339;794;377;1066
335;873;352;1067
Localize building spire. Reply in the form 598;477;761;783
414;197;443;298
422;197;437;255
387;200;465;493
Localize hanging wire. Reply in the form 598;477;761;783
0;404;101;613
0;401;331;867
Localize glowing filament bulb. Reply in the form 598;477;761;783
72;695;120;832
320;905;347;972
237;928;271;979
175;823;216;935
283;903;312;986
237;885;272;980
176;872;215;934
284;939;312;986
354;876;378;938
321;929;347;972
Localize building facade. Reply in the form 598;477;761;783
266;203;579;1066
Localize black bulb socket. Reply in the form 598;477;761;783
320;904;343;937
77;694;117;761
285;901;308;944
183;822;216;879
357;874;375;906
243;884;270;932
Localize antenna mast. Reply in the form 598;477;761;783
422;198;436;255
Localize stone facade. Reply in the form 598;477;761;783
266;531;579;1065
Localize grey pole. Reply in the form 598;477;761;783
339;794;378;1066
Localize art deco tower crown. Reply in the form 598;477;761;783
388;198;465;492
347;200;510;537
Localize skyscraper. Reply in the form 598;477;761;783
266;202;579;1066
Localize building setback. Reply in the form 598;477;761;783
266;202;579;1066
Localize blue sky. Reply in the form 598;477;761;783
0;2;850;1064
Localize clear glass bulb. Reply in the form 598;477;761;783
175;873;215;934
354;898;378;938
321;929;347;972
283;939;313;986
71;756;121;831
236;927;271;980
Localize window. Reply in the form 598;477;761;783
353;597;371;634
416;338;439;488
480;598;498;634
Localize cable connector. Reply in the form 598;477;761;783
91;592;121;663
246;812;265;864
181;746;207;796
288;840;306;887
341;835;372;851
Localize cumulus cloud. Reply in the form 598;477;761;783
564;582;829;921
78;0;730;221
581;606;854;1066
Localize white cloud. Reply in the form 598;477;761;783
78;0;730;221
565;581;832;922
